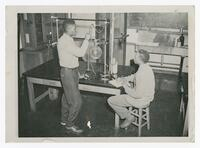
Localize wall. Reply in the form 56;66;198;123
125;13;188;73
127;13;188;30
19;48;54;77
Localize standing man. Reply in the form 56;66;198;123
57;19;90;134
107;49;155;129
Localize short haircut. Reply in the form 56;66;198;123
62;19;75;32
138;49;150;63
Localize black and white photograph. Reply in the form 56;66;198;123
5;5;195;142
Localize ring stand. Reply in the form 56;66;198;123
51;17;112;80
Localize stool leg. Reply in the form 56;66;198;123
125;107;133;130
138;108;142;136
146;107;150;130
115;113;120;129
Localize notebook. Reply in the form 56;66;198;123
109;79;123;88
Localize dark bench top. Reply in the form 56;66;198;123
23;59;135;89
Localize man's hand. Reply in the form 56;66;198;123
117;77;129;86
85;33;90;40
123;84;130;94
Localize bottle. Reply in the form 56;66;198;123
179;34;185;47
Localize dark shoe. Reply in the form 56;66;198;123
120;116;135;128
65;125;83;134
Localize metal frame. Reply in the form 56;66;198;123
109;13;114;74
51;16;111;79
51;16;107;22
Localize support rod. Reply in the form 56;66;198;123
51;16;107;22
109;13;115;73
103;21;108;75
56;18;59;41
50;18;53;41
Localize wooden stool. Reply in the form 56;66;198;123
128;104;150;136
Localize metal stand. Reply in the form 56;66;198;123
56;18;59;41
100;20;110;81
51;16;111;80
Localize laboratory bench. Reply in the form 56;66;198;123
23;59;136;129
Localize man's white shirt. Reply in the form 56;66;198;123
125;64;155;102
57;33;89;68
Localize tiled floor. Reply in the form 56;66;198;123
18;73;186;137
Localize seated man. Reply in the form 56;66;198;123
107;49;155;128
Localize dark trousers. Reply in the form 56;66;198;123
60;67;82;127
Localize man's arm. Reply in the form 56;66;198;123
123;85;141;99
124;74;135;81
59;33;90;57
122;69;142;98
117;74;135;82
117;74;135;87
123;67;155;99
67;39;89;57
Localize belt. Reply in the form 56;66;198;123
60;66;78;70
